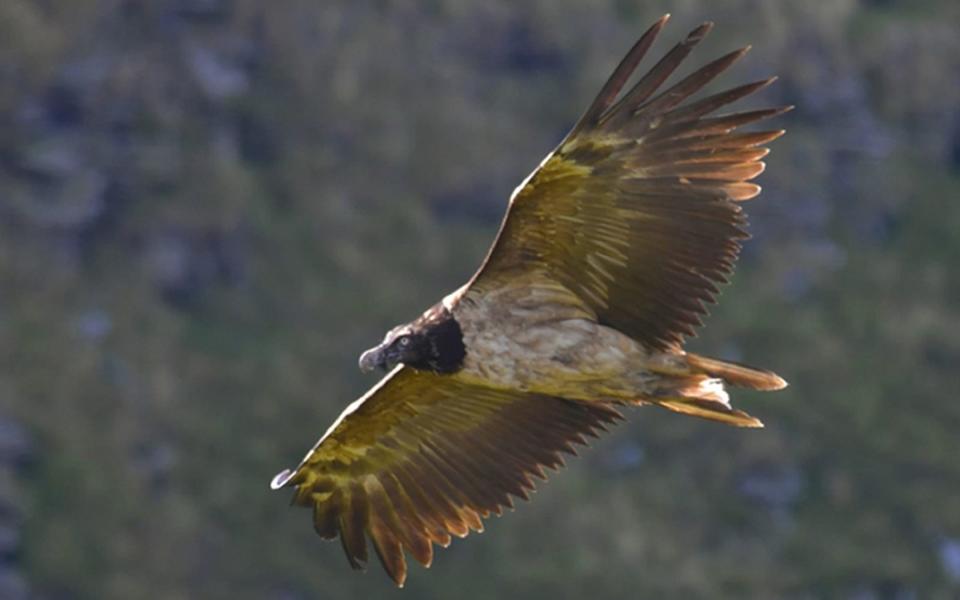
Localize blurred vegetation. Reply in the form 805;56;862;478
1;0;959;598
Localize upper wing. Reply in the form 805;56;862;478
468;16;790;351
271;366;622;587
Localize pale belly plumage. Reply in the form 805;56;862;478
445;281;685;401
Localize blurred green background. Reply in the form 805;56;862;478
2;1;959;598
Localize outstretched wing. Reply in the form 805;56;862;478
468;15;790;351
271;366;622;586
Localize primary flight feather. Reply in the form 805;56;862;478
272;15;789;587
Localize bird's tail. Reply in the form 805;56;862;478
639;354;787;428
652;375;764;428
685;353;788;391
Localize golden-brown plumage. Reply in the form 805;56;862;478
273;15;790;587
272;366;622;585
470;17;790;351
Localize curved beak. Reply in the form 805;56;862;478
359;345;387;373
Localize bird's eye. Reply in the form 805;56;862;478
399;336;411;347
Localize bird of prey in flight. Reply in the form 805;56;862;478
272;14;790;587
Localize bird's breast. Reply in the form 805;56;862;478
451;285;644;396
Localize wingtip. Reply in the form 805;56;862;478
748;76;779;94
646;13;671;38
768;128;788;142
733;45;752;60
271;468;294;490
688;21;715;42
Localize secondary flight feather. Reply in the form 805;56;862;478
272;15;790;587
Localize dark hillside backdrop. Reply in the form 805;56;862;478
1;1;959;598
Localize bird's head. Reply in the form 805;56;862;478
359;304;465;374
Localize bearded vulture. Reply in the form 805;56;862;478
272;14;790;586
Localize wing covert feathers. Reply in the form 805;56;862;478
272;367;623;587
470;15;790;351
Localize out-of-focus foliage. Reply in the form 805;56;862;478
1;1;959;598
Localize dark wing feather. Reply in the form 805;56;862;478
468;16;790;350
271;367;622;587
